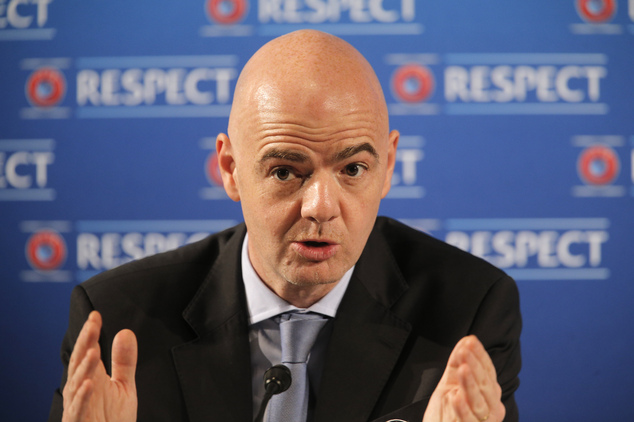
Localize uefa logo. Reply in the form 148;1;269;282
206;0;248;24
205;151;224;187
576;0;617;23
391;64;435;103
25;230;67;271
25;67;66;108
577;145;620;186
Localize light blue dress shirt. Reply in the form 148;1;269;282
241;233;353;419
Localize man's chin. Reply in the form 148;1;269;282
283;266;344;287
284;274;340;287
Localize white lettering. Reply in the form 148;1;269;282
31;151;53;187
101;69;120;106
587;231;608;266
8;0;32;28
444;66;469;102
0;0;52;29
77;233;101;269
401;0;414;21
120;69;144;106
490;231;515;268
515;231;539;267
77;70;101;106
121;232;145;261
585;66;606;101
470;66;490;102
35;0;51;26
0;153;5;188
304;0;327;22
537;231;558;267
0;151;53;189
5;152;30;188
77;67;236;107
557;230;585;267
535;66;557;102
445;65;606;103
490;66;514;102
165;69;186;105
214;68;234;104
101;233;121;270
393;149;423;185
143;68;166;104
76;232;211;270
445;229;609;269
258;0;413;23
555;66;583;102
184;68;213;105
513;66;536;102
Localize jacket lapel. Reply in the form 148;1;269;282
315;226;412;422
171;225;253;422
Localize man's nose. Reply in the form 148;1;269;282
300;174;341;224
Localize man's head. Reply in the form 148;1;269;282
216;30;399;305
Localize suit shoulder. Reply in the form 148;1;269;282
373;216;508;283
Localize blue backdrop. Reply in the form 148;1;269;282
1;0;633;420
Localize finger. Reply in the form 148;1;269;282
464;335;498;383
440;388;459;422
464;338;502;401
65;346;101;401
111;329;138;388
461;338;504;421
68;311;102;378
459;363;489;420
450;387;480;422
63;379;94;422
442;337;472;387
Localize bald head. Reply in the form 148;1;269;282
228;30;389;144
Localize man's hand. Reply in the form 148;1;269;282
423;335;505;422
62;311;138;422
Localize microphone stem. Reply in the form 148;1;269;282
254;383;277;422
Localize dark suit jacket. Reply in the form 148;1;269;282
49;217;521;422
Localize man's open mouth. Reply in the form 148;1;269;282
292;240;340;261
303;241;330;247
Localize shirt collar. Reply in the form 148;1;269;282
241;233;353;325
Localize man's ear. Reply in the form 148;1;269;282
216;133;241;202
381;129;400;198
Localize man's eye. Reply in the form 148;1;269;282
344;164;366;177
273;168;294;181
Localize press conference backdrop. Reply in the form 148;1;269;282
1;0;633;420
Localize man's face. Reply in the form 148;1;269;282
221;82;398;293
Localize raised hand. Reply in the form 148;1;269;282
62;311;138;422
423;335;506;422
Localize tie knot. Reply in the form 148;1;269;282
279;312;328;364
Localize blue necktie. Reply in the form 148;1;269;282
267;312;328;422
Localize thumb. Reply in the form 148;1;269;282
111;329;138;387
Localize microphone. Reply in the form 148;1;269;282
254;364;292;422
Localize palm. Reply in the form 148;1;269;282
422;336;505;422
62;312;138;422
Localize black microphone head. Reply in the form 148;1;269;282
264;364;292;395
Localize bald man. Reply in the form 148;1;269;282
50;31;521;422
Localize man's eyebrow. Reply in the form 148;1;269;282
334;143;379;162
259;148;309;163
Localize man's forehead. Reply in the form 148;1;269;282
257;142;380;164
